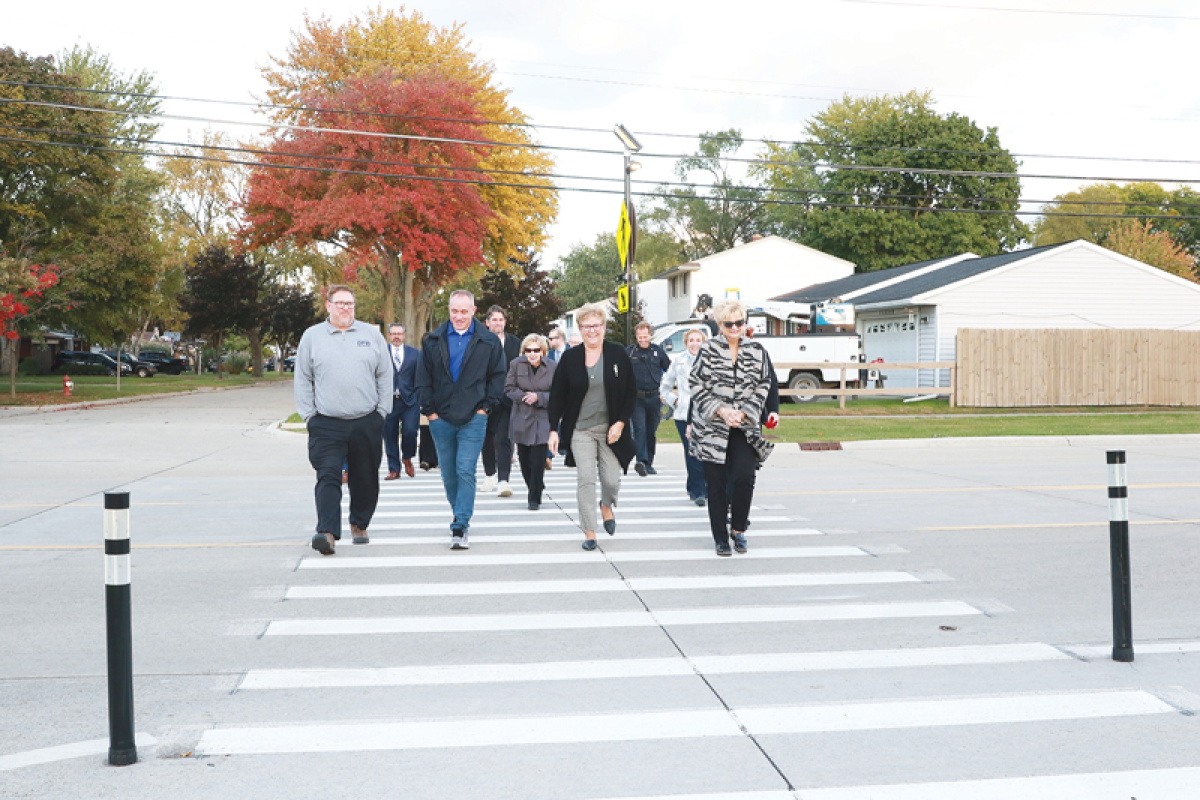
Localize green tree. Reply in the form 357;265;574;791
753;91;1026;271
553;228;682;312
644;129;770;260
1033;182;1200;259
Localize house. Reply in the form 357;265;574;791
773;240;1200;389
653;236;855;324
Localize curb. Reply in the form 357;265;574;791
840;433;1200;450
0;381;278;418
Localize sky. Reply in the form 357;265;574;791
8;0;1200;271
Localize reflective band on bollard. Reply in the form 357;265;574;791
104;491;137;766
1106;452;1134;663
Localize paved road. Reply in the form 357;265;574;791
2;381;1198;798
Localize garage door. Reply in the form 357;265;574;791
860;315;919;388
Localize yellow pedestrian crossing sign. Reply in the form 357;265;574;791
616;202;632;268
617;285;629;313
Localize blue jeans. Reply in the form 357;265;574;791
675;419;707;500
429;413;488;531
631;395;663;466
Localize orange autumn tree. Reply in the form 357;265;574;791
1104;219;1198;283
240;69;495;337
259;7;557;284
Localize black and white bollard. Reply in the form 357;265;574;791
104;492;137;765
1106;451;1134;663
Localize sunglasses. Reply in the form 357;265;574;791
524;348;542;353
721;318;747;329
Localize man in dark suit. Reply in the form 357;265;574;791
383;322;421;479
479;305;521;496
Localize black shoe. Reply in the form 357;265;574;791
603;517;616;535
731;532;747;553
634;462;648;477
582;539;598;551
715;542;732;557
693;497;706;507
645;464;657;475
528;501;540;511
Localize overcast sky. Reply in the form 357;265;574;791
9;1;1200;270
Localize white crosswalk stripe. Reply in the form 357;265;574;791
297;546;869;569
365;514;792;530
361;527;825;544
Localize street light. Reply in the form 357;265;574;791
614;124;642;344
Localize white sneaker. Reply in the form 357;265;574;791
479;475;497;493
497;481;512;497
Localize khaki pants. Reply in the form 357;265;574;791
571;424;621;533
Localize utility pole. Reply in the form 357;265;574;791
614;124;642;346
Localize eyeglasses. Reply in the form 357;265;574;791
524;348;542;353
721;318;746;329
329;301;356;309
579;324;604;331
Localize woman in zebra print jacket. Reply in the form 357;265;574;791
687;299;775;556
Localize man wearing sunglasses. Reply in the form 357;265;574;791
295;285;392;556
627;321;672;476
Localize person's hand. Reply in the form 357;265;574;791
547;431;559;455
607;420;624;444
720;407;743;428
427;413;439;421
476;409;487;415
685;424;691;440
767;412;780;428
523;391;538;405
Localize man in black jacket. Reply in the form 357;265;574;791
479;305;521;497
627;321;671;476
416;290;507;550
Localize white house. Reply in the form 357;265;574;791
774;240;1200;388
653;236;855;323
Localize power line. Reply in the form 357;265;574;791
8;78;1200;166
10;133;1200;221
841;0;1200;21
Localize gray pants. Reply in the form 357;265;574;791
571;424;621;533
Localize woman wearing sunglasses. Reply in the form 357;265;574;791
548;302;637;550
505;334;557;510
688;299;775;556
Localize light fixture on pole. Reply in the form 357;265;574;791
614;124;642;345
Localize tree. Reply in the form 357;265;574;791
753;91;1026;271
553;227;682;313
181;246;271;378
1104;220;1197;281
241;69;494;340
1033;182;1200;260
259;6;557;276
479;252;562;337
644;130;771;260
1;260;64;396
269;284;322;367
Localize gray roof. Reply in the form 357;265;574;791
850;242;1068;306
770;256;957;303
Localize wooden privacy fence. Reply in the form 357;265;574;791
775;362;956;408
956;329;1200;407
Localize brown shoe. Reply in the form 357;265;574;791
385;471;400;480
351;525;369;545
403;458;415;478
311;532;335;555
341;469;348;484
545;457;553;471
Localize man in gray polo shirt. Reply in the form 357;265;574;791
295;284;391;555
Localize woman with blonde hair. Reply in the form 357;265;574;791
660;327;708;506
505;333;556;510
688;299;775;556
548;302;637;550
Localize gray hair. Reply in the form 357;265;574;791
712;298;748;324
448;289;475;306
387;322;406;333
576;301;609;327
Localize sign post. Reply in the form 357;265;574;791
614;124;642;346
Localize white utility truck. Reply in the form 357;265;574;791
651;300;872;403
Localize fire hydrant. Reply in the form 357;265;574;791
63;374;74;397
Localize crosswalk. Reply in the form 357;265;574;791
206;464;1197;796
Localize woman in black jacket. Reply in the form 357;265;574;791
547;302;637;550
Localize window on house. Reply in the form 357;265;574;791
682;273;689;295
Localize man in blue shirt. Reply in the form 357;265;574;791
416;290;506;549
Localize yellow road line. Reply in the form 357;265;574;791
919;519;1200;531
0;542;300;551
759;483;1200;496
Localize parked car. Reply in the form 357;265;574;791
103;351;157;378
135;351;188;375
50;351;130;376
282;356;295;373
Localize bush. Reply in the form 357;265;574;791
17;357;42;376
223;354;249;374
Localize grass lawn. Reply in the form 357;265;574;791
1;372;292;406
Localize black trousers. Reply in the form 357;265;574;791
482;404;513;482
517;443;549;504
306;412;383;539
418;424;439;468
702;428;757;546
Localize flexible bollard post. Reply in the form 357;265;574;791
104;492;137;765
1106;451;1134;663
